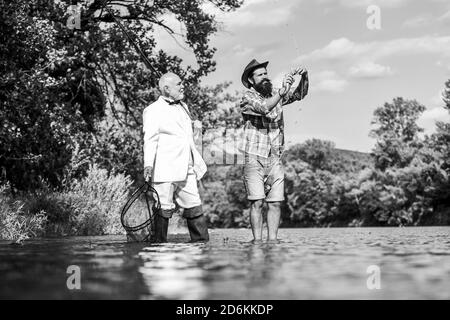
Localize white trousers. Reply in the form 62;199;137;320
153;166;202;210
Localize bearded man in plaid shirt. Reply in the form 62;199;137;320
240;59;309;242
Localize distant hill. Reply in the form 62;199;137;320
334;148;371;160
332;148;373;173
283;141;374;175
202;145;373;183
199;134;374;175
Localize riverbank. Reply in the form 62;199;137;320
2;157;449;243
2;181;449;244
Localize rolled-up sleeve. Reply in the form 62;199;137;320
240;91;269;116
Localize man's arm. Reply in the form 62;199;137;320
241;90;286;116
143;106;160;181
241;75;294;116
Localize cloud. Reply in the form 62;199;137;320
430;90;445;108
418;88;450;132
203;0;301;28
317;0;412;8
299;38;362;61
403;10;450;28
436;60;450;72
312;70;349;93
274;70;349;93
438;10;450;23
150;14;198;66
418;107;450;134
152;14;189;50
349;61;394;78
402;15;433;28
272;70;349;93
231;44;254;57
296;36;450;64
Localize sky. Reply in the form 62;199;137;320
154;0;450;152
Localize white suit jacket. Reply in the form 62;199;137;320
143;96;207;182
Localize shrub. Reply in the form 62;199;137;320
3;164;134;237
63;164;132;235
0;184;47;243
203;180;248;228
285;164;337;227
23;190;73;236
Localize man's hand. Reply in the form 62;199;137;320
192;120;202;145
192;120;202;130
280;67;308;97
283;73;295;87
144;166;153;182
291;66;307;76
280;73;295;96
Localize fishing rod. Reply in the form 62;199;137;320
99;0;161;77
94;1;164;241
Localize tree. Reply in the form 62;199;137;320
0;0;243;189
431;80;450;171
427;79;450;210
370;97;426;170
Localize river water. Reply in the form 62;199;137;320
0;227;449;299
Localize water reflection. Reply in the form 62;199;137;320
0;227;449;299
137;244;208;299
134;240;292;300
245;242;286;285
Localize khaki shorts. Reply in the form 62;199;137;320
243;153;285;202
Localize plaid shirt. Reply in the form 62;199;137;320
239;73;309;158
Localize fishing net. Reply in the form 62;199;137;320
120;182;161;242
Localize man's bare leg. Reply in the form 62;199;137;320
267;202;281;241
250;199;264;241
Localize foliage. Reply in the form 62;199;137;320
5;164;132;237
0;0;243;190
1;1;449;233
200;101;450;228
370;97;426;170
285;165;337;226
60;164;132;235
202;164;249;228
0;184;47;243
431;79;450;172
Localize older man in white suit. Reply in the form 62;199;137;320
143;72;209;243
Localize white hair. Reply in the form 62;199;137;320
158;72;179;93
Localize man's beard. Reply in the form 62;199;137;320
253;79;273;97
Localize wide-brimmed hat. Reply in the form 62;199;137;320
241;59;269;89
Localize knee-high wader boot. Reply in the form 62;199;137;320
184;206;209;242
152;209;173;243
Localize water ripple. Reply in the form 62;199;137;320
0;227;448;299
